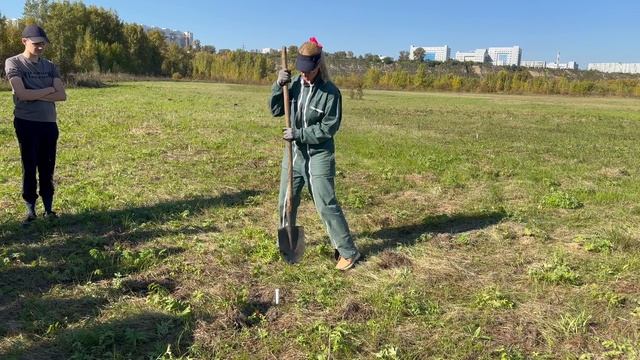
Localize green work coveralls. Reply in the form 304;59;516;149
269;75;359;259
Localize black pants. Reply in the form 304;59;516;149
14;118;59;205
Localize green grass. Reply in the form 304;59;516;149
1;82;639;358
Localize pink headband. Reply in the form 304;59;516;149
309;37;323;49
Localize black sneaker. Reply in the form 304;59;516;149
21;213;37;227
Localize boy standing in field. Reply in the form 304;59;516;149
5;25;66;225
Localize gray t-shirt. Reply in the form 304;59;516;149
5;54;59;122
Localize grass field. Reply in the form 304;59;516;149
1;82;639;359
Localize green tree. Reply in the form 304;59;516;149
192;39;201;52
145;30;165;75
363;68;381;88
390;69;410;89
86;6;124;44
191;51;212;79
287;45;298;57
23;0;50;24
362;53;381;63
413;63;427;88
74;28;99;72
412;47;425;62
202;45;216;54
255;54;269;81
450;75;462;91
285;45;297;69
44;1;89;75
162;43;191;76
333;51;347;59
1;15;25;74
123;23;153;74
381;56;394;65
96;41;126;73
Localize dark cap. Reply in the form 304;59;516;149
296;37;323;72
295;54;321;72
22;24;49;43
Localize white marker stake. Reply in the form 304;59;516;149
275;288;280;305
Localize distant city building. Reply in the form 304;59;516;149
521;60;546;68
142;25;193;48
261;48;277;54
454;47;521;66
546;61;578;70
409;45;450;61
455;49;489;63
487;46;522;66
587;63;640;74
521;61;578;70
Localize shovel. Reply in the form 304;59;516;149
277;46;305;264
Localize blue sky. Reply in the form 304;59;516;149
2;0;638;68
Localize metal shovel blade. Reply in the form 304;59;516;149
277;225;305;263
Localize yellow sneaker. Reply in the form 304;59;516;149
335;252;361;271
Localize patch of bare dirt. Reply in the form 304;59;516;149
377;249;413;269
613;280;640;295
599;167;631;179
487;313;544;352
339;298;374;321
129;123;161;136
432;233;454;249
562;334;592;354
404;173;438;186
217;286;280;330
120;277;177;295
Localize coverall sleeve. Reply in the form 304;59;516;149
297;92;342;145
269;82;285;117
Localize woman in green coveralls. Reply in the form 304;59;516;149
269;37;360;270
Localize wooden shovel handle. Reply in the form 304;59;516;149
281;47;291;129
281;47;294;217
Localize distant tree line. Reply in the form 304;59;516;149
0;0;193;78
2;1;640;97
334;65;640;97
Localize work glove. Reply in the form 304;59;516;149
282;127;297;141
277;69;291;86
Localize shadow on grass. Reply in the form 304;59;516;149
358;210;506;257
0;190;260;357
0;190;261;244
0;190;260;303
1;311;193;360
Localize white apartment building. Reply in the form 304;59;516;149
487;46;522;66
587;63;640;74
409;45;450;61
143;25;194;48
521;61;546;68
546;61;578;70
522;61;578;70
455;49;488;63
